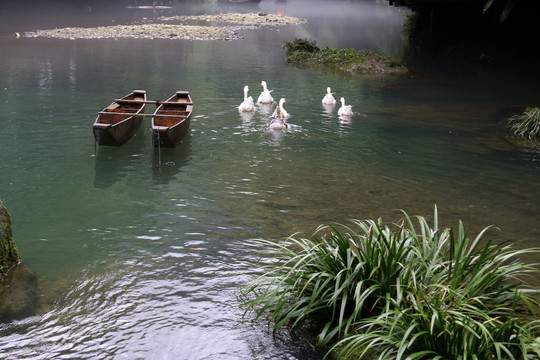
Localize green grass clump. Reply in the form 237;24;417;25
283;38;366;68
507;107;540;140
241;206;540;359
282;38;404;73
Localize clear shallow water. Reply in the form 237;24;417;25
0;1;539;359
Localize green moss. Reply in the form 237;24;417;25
283;38;407;74
0;200;20;279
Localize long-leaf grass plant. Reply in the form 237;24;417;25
507;107;540;140
241;214;419;346
241;206;540;359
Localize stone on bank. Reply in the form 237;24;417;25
0;200;39;320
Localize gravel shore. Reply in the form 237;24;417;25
23;13;306;40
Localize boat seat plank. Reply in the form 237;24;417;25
154;117;187;127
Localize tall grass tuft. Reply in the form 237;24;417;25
507;107;540;140
241;206;540;359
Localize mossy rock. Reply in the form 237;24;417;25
283;38;408;75
0;201;39;320
0;200;20;279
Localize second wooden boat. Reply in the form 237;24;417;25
93;90;147;146
152;91;193;148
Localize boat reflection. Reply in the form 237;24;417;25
93;131;191;188
93;145;146;189
152;133;192;184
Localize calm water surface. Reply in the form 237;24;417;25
0;1;539;359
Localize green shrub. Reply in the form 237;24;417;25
241;206;540;359
282;38;399;73
283;38;320;54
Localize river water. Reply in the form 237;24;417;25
0;1;539;359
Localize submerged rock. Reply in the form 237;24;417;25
0;263;39;320
0;201;39;321
345;51;408;75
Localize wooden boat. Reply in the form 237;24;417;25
93;90;147;146
151;91;193;148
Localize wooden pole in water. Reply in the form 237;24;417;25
98;112;185;118
157;130;162;167
114;99;193;106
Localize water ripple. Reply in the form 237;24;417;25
0;238;325;359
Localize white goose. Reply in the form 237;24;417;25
322;87;336;105
338;97;354;117
257;81;274;104
272;98;289;119
269;107;288;131
238;85;255;112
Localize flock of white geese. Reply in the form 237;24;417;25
238;81;354;131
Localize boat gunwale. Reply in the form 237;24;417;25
95;90;147;128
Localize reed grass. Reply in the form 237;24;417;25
241;206;540;359
507;107;540;140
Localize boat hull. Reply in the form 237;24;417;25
152;91;193;148
152;117;191;148
93;90;146;146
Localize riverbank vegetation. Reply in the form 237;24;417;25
507;107;540;141
283;38;407;75
400;1;540;75
241;207;540;359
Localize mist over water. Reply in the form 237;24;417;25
0;1;538;359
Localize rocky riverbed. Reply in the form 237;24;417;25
23;13;306;40
161;12;307;27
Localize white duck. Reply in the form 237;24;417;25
322;87;336;105
238;85;255;112
272;98;289;119
338;97;354;117
257;81;274;104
